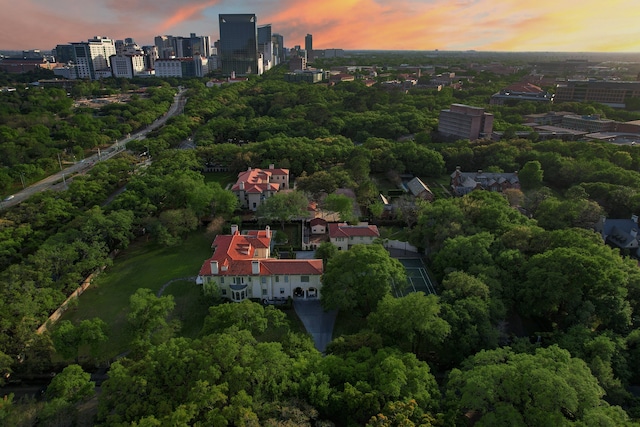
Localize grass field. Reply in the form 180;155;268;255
60;229;215;358
204;171;236;188
59;226;311;360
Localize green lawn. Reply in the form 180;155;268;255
204;171;236;188
163;280;212;339
60;229;215;358
58;227;311;360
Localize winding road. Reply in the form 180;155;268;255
0;87;187;211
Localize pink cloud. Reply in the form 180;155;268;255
1;0;639;52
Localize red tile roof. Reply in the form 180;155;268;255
198;229;323;277
262;259;323;275
328;222;380;238
231;167;289;193
310;218;327;226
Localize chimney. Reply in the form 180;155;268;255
239;181;244;190
210;260;218;274
269;164;274;169
632;214;638;224
231;224;238;235
248;167;251;171
252;260;260;275
265;225;271;239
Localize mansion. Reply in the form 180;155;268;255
197;225;323;302
231;165;289;211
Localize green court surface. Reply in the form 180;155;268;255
392;258;437;297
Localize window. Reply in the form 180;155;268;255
301;276;310;283
280;288;285;295
284;276;289;283
275;276;280;283
261;277;267;284
262;288;267;295
221;289;227;295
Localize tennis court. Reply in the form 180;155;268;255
391;258;438;297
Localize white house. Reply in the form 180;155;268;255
328;222;380;251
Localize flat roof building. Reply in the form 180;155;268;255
438;104;493;141
555;80;640;108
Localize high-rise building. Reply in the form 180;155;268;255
110;54;146;78
70;36;116;80
257;24;273;70
154;35;175;59
54;44;75;64
272;33;285;65
142;45;158;69
219;14;260;76
155;34;211;59
305;34;313;60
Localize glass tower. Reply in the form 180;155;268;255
219;14;259;76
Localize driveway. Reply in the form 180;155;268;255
293;298;337;353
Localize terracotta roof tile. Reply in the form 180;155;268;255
328;222;380;238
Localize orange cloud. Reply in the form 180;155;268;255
264;0;640;52
157;0;221;33
1;0;639;52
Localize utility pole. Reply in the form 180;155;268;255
57;152;63;170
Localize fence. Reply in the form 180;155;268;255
383;239;418;253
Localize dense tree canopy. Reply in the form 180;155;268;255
321;244;406;317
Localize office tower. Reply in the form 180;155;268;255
258;24;273;70
110;54;146;78
142;45;158;69
71;36;116;80
155;34;211;59
155;35;175;59
305;34;313;60
54;44;75;64
219;14;260;76
201;35;212;57
272;33;284;65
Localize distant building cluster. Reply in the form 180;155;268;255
0;14;343;81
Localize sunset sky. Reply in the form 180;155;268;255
1;0;639;52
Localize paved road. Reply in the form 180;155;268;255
293;298;338;353
0;87;187;211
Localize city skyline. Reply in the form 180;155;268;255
1;0;639;53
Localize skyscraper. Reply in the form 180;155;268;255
70;36;116;80
219;14;260;76
305;33;313;60
258;24;273;68
272;33;285;65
